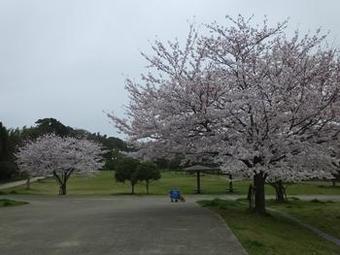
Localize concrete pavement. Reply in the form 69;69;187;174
0;196;247;255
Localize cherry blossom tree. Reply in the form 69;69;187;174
330;136;340;186
15;134;104;195
221;146;335;202
266;152;335;201
109;16;340;213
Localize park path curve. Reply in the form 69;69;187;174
0;195;247;255
0;177;45;190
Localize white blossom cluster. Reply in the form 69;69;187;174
15;134;104;177
109;16;340;183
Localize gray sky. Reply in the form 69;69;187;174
1;0;340;137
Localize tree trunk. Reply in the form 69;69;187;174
26;176;31;190
253;173;266;214
196;171;201;194
131;182;135;194
274;181;286;202
59;183;67;195
247;184;254;210
332;180;336;187
146;180;149;194
53;169;73;196
229;174;233;193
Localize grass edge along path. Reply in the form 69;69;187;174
268;199;340;241
267;207;340;247
0;199;28;207
198;199;340;255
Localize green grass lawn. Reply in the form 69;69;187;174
0;199;28;207
199;199;340;255
269;199;340;239
282;182;340;196
2;170;340;196
2;171;231;195
229;181;340;196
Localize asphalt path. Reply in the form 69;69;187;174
0;196;247;255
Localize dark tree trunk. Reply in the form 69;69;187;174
196;171;201;194
247;184;254;210
26;176;31;190
254;173;266;214
229;174;233;193
131;182;135;194
59;183;67;195
53;169;73;196
58;172;68;195
332;180;336;187
275;181;286;202
146;180;149;194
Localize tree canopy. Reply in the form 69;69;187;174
114;156;161;194
15;134;104;195
109;15;340;213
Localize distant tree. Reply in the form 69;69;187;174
332;171;340;186
110;149;126;170
154;158;169;169
154;154;184;170
322;136;340;186
16;118;72;141
7;128;22;152
0;119;128;182
69;128;129;170
0;122;9;161
15;134;104;195
0;161;18;181
331;143;340;187
0;122;20;181
114;157;140;194
18;118;128;171
35;118;72;137
86;134;129;170
137;161;161;194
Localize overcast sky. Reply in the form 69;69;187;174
1;0;340;137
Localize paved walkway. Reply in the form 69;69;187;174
0;196;247;255
0;177;45;190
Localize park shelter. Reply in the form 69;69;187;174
184;165;220;194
